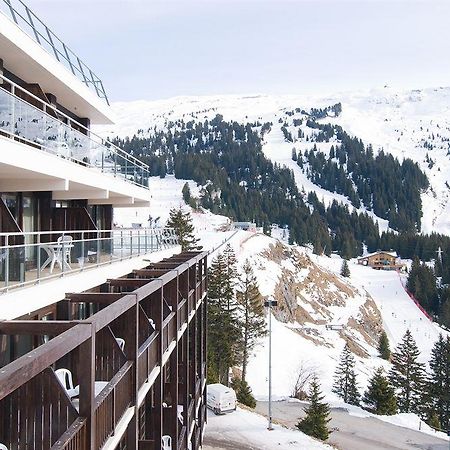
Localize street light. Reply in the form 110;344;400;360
264;297;278;431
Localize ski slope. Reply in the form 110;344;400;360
99;86;450;235
314;255;448;362
262;122;390;231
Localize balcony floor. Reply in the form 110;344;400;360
0;246;181;320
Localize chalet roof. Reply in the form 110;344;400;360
357;251;398;260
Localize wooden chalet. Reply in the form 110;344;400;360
357;251;404;271
0;251;208;450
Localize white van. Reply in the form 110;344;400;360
206;383;237;414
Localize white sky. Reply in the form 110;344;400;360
25;0;450;101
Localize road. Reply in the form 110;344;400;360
255;400;449;450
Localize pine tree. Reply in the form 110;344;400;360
223;243;238;310
182;182;191;204
236;260;267;381
389;330;425;414
363;367;397;415
340;260;350;278
296;377;331;441
207;253;241;385
429;334;450;430
378;330;391;360
231;378;256;408
166;207;201;251
332;343;360;405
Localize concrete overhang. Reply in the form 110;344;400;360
0;12;114;125
0;136;151;207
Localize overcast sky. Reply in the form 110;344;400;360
26;0;450;102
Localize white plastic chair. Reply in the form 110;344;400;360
115;337;125;351
161;435;172;450
55;368;78;398
50;235;73;273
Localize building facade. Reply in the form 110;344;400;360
0;1;208;449
357;251;404;271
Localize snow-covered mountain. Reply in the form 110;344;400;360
115;176;449;401
100;86;450;235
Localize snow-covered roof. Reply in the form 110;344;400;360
358;251;398;260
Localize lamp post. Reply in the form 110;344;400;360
264;297;277;431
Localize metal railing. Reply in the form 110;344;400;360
0;0;109;104
0;227;178;292
0;73;150;188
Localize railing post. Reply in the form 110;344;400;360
110;230;113;263
151;229;154;252
130;230;133;257
81;231;85;270
138;229;141;255
61;232;65;276
10;84;15;136
79;324;96;449
5;235;9;290
120;230;124;260
97;230;100;265
37;233;41;283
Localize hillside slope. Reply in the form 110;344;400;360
99;87;450;234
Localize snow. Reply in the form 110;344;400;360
314;255;449;361
98;87;450;235
205;407;333;450
261;119;390;232
343;403;449;441
97;92;450;445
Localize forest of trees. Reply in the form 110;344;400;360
117;115;450;325
113;116;401;258
207;244;266;407
331;331;450;432
297;125;429;232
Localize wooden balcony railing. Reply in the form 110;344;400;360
137;332;159;388
0;251;208;450
51;418;87;450
178;298;188;331
94;361;134;448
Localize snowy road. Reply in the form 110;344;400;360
203;407;333;449
255;400;448;450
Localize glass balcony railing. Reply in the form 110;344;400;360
0;73;150;188
0;228;178;292
0;0;109;104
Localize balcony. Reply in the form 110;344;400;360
0;73;149;189
0;227;178;292
0;0;109;104
0;251;208;450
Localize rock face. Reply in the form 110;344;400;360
262;242;382;358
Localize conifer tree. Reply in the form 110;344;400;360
296;377;331;441
389;330;425;414
332;343;360;405
236;260;267;381
166;207;200;251
378;330;391;360
340;260;350;278
231;378;256;408
207;253;241;385
182;182;191;204
429;334;450;430
363;367;397;415
223;244;238;310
